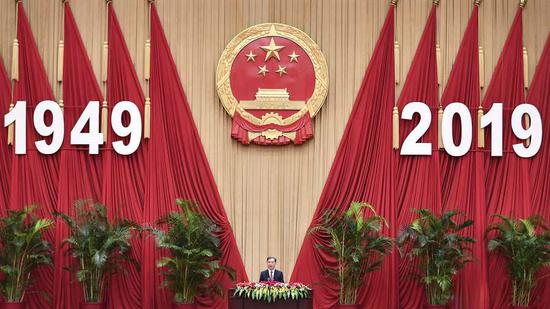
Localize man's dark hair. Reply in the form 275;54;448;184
266;256;277;262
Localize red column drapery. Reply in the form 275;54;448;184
528;33;550;244
528;34;550;308
482;7;532;309
0;58;10;217
396;5;441;309
290;5;397;309
142;5;248;308
102;3;147;309
439;5;489;309
53;3;104;309
9;4;59;309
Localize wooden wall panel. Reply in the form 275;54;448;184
0;0;548;282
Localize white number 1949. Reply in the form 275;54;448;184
4;100;142;155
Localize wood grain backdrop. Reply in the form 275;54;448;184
0;0;548;282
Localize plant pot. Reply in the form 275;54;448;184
172;303;196;309
512;306;530;309
333;305;360;309
0;302;25;309
79;303;105;309
424;305;447;309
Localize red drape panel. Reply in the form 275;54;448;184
290;6;396;309
528;32;550;241
396;5;441;309
102;3;147;309
142;5;248;309
10;4;58;308
0;58;10;217
439;6;489;309
528;34;550;308
482;8;532;309
53;3;104;309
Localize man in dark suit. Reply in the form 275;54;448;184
259;256;284;282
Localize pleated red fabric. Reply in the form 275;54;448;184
102;3;146;309
482;8;532;309
396;5;441;309
9;4;58;308
290;6;396;309
439;6;489;309
528;34;550;308
53;3;104;309
0;58;10;217
142;5;248;308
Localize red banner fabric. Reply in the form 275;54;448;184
102;3;147;309
10;3;58;308
54;3;104;309
396;5;441;309
439;6;489;309
141;5;248;308
0;58;10;217
290;5;397;309
482;8;532;309
528;34;550;308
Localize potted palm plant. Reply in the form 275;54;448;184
487;215;550;309
55;201;140;309
151;199;235;309
310;202;393;309
0;205;53;309
397;209;474;309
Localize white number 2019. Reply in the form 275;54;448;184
400;102;542;157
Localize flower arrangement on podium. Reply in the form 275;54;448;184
233;282;311;302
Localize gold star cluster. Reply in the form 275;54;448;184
243;38;300;77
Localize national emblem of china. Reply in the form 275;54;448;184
216;23;329;145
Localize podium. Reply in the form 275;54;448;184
228;289;313;309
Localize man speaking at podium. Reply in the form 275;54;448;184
259;256;284;282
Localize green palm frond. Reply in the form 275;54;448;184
487;214;550;306
152;199;234;304
0;205;53;302
55;200;139;303
310;202;393;305
397;209;475;306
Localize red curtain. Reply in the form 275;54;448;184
528;33;550;244
396;5;441;309
528;34;550;308
0;57;10;217
290;5;396;309
142;5;248;308
53;3;104;309
10;3;59;308
482;8;532;309
439;6;489;309
102;3;147;309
